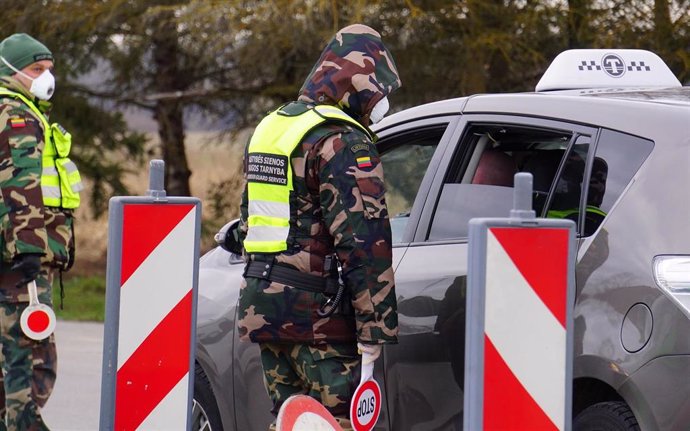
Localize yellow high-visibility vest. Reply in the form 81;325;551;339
0;88;82;209
244;104;372;253
547;206;607;219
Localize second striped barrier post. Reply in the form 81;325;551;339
464;172;576;431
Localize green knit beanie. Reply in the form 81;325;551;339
0;33;53;77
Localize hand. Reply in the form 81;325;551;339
11;253;42;285
357;342;382;365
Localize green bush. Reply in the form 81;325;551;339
52;276;106;322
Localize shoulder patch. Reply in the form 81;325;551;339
356;155;373;169
10;116;26;128
350;142;371;154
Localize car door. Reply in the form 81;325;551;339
358;114;458;430
386;113;597;430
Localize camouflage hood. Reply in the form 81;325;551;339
298;24;401;127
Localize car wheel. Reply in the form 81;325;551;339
192;363;224;431
573;401;640;431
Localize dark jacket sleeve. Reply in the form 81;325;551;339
317;129;398;344
0;105;47;261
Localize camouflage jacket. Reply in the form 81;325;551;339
237;24;401;346
0;78;74;271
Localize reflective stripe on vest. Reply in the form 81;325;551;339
244;105;372;253
0;88;82;209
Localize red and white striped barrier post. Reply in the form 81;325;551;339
100;160;201;430
465;173;576;431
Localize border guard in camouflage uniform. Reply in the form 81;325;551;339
237;24;400;430
0;33;82;431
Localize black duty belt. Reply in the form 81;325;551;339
245;260;339;295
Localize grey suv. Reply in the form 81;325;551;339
192;50;690;430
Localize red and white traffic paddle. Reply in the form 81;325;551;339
276;356;382;431
349;360;382;431
276;394;344;431
20;280;56;341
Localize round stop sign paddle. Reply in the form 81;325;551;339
20;280;56;341
349;361;382;431
276;394;344;431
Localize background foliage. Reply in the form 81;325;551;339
0;0;688;259
1;0;687;205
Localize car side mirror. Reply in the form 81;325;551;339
214;219;243;255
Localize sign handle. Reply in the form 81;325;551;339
27;280;40;306
360;361;374;385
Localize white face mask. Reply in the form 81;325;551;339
369;96;390;124
1;56;55;100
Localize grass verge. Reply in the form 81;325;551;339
52;275;106;322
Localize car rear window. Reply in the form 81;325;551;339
582;129;654;235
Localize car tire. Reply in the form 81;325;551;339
573;401;640;431
192;362;224;431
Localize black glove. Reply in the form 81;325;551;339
11;253;42;286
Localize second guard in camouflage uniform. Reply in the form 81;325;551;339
237;24;401;430
0;33;82;431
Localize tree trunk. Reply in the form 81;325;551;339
653;0;673;53
567;0;593;49
151;10;191;196
465;0;510;94
155;100;190;196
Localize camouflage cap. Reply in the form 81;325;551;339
0;33;53;77
298;24;401;126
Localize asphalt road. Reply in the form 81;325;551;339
42;320;103;430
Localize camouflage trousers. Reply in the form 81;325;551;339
0;267;56;431
260;342;360;431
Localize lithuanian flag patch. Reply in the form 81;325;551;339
10;117;26;128
356;156;372;169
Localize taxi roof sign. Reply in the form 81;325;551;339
536;49;681;92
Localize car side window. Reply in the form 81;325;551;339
428;123;590;241
581;129;654;236
378;125;445;243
